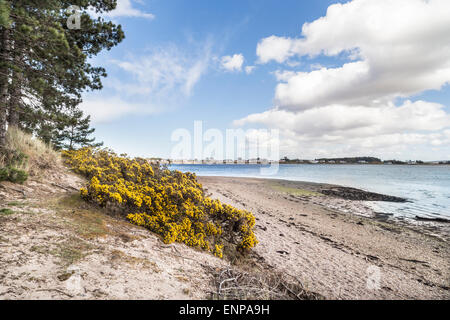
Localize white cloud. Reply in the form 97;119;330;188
235;101;450;137
110;44;211;97
256;0;450;110
103;0;155;19
82;42;213;122
257;36;296;64
272;70;297;82
245;66;256;74
235;100;450;160
241;0;450;160
310;63;324;70
220;54;244;72
80;96;158;123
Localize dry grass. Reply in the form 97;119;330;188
50;193;141;242
52;237;94;267
31;237;93;268
2;126;61;177
110;249;162;272
47;193;110;240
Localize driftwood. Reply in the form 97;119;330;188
36;288;74;298
51;182;79;192
0;184;26;197
210;267;322;300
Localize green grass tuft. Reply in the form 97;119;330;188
0;208;15;215
0;166;28;184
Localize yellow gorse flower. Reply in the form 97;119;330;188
62;148;258;257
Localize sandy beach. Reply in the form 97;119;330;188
199;176;450;299
1;171;448;300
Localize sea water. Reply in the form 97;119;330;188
169;164;450;220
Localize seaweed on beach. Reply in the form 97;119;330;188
321;187;408;202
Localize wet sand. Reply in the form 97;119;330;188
199;176;450;299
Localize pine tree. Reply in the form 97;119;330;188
0;1;124;149
0;1;10;148
53;108;103;150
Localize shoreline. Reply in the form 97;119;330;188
196;174;448;222
169;162;450;166
170;165;450;226
198;176;450;299
197;175;450;239
1;172;448;300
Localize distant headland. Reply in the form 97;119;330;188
160;156;450;165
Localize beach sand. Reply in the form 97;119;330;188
199;176;450;299
1;172;448;300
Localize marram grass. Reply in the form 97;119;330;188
1;126;60;178
62;148;258;258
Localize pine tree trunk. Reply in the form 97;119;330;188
8;69;22;126
8;37;23;127
69;125;74;150
0;27;10;149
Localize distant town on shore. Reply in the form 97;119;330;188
152;157;450;165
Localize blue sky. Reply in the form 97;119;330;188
81;0;450;161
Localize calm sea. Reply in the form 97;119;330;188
169;164;450;220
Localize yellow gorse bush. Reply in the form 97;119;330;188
62;148;258;257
